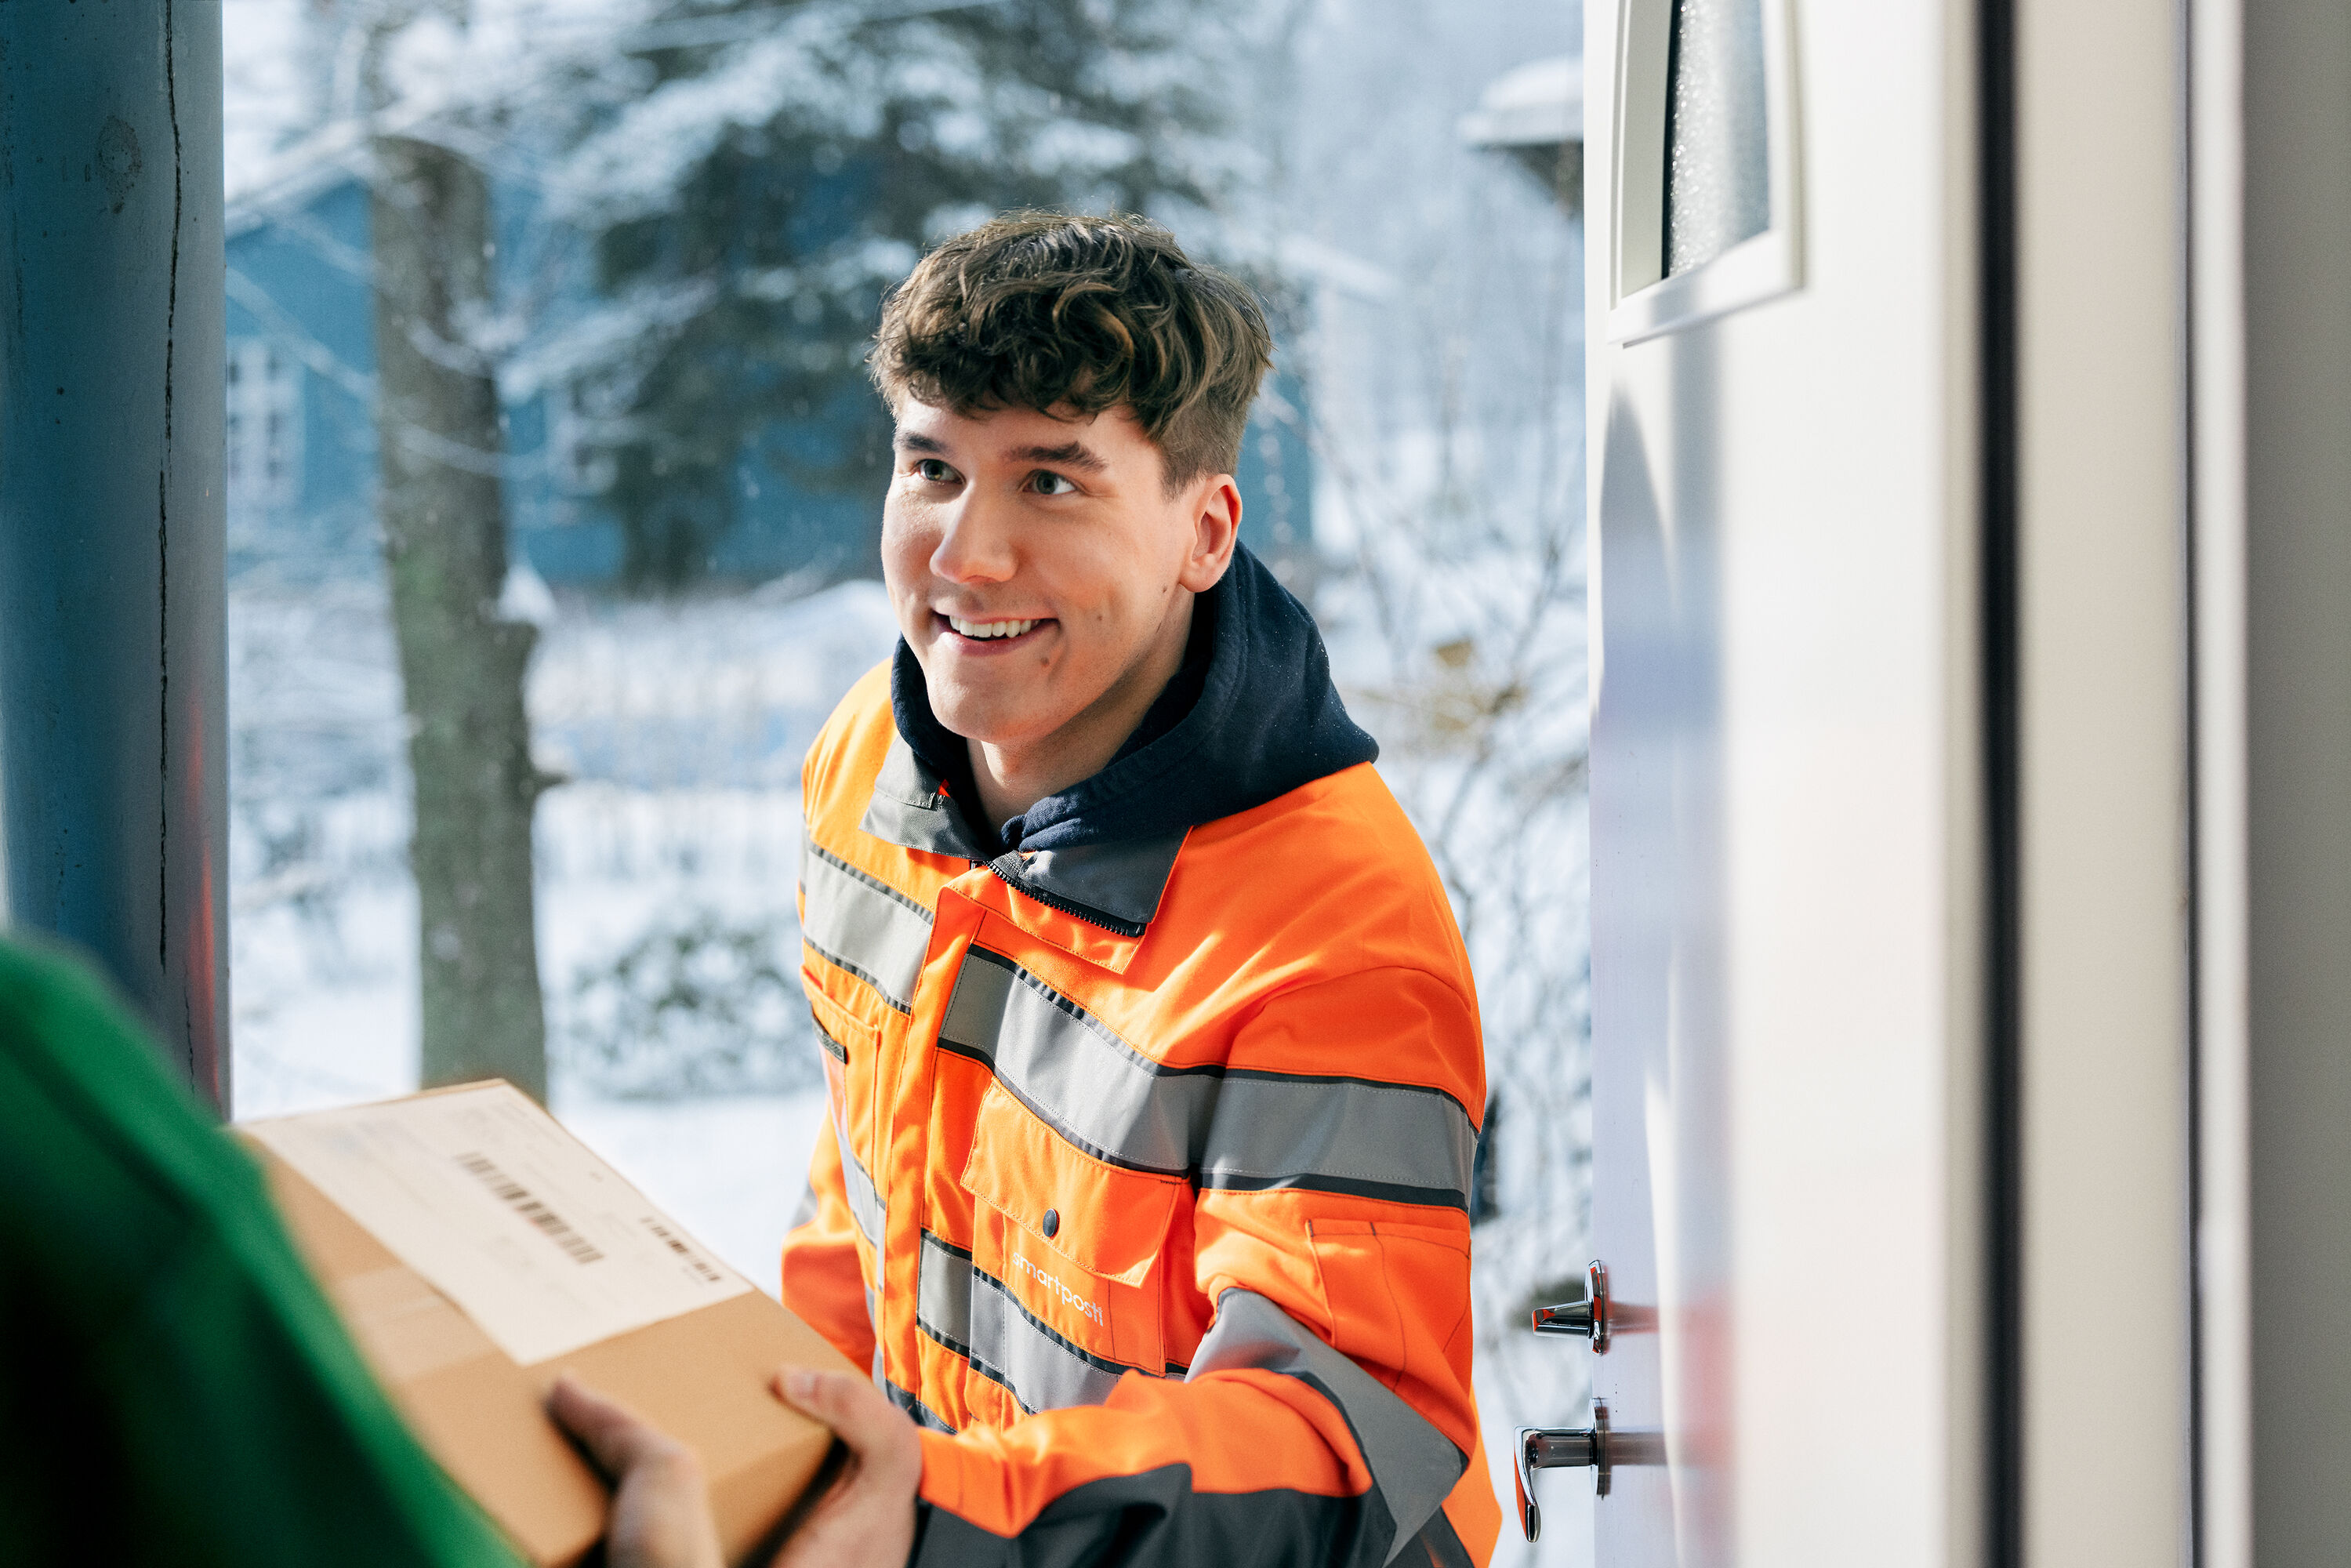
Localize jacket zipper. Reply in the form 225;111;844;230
976;858;1148;938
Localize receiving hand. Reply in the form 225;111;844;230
546;1375;724;1568
545;1366;921;1568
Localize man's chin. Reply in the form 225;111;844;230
926;688;1059;750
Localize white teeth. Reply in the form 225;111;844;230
948;616;1039;640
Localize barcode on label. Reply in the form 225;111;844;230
641;1218;726;1283
455;1152;604;1264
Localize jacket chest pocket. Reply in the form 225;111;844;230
950;1083;1185;1410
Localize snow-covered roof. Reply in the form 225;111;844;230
1457;54;1583;151
226;119;372;238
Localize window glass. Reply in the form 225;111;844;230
1663;0;1771;275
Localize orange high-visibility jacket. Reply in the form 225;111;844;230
781;557;1500;1568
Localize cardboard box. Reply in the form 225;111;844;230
239;1081;854;1567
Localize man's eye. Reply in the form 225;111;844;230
1030;471;1078;496
915;459;959;483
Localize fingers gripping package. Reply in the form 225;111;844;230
238;1082;854;1566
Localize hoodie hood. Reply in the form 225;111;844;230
891;543;1378;858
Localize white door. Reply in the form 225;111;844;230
1581;0;1977;1559
1529;0;2198;1563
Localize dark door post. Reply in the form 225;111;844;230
0;0;230;1111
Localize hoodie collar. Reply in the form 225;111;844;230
862;545;1378;935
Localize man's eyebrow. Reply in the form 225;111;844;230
1006;441;1108;473
894;430;951;455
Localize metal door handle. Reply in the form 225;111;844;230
1513;1402;1613;1540
1530;1258;1612;1352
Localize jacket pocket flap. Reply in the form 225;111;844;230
806;987;876;1062
960;1083;1183;1287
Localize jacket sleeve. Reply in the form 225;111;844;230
907;967;1499;1568
780;1113;879;1376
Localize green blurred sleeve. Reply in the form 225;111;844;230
0;936;528;1567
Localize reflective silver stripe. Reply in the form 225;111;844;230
1190;1289;1465;1563
800;840;932;1011
940;948;1477;1207
916;1232;1134;1414
840;1135;886;1248
883;1378;959;1432
941;949;1207;1163
916;1233;974;1349
1199;1072;1477;1205
822;1081;888;1249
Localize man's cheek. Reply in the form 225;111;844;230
879;521;930;601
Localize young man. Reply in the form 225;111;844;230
775;212;1500;1568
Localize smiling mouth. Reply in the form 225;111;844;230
940;613;1050;644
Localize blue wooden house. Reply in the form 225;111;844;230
222;148;1315;590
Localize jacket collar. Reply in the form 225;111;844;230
858;732;987;860
858;735;1186;936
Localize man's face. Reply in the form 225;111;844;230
882;398;1235;753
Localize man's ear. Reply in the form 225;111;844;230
1177;474;1243;593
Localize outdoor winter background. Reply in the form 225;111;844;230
223;0;1592;1556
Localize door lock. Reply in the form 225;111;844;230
1530;1258;1612;1352
1513;1401;1613;1540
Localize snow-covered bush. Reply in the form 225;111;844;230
559;909;825;1098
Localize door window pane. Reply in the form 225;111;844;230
1663;0;1771;275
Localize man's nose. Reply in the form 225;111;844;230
929;488;1018;585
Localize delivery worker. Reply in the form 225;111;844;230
774;212;1501;1568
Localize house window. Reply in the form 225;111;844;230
226;339;302;514
551;379;619;495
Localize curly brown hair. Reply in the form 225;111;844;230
869;212;1274;492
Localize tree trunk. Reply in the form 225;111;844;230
368;134;549;1101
